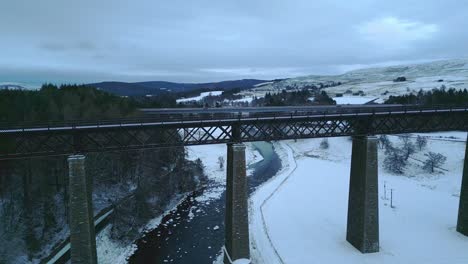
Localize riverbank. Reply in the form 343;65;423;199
96;193;189;263
249;142;296;264
114;142;277;263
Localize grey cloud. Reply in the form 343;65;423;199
39;41;97;52
0;0;467;84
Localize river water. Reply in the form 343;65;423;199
128;141;281;263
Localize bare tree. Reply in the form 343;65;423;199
401;140;416;160
378;135;391;150
399;134;411;145
423;152;447;173
218;156;224;170
383;148;407;174
416;135;428;151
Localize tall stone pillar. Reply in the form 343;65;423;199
346;136;379;253
457;134;468;235
68;155;97;264
224;143;250;263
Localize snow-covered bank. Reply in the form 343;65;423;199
96;194;188;264
250;134;468;263
249;142;296;264
186;143;262;203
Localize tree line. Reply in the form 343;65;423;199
0;84;205;263
252;89;336;106
0;84;138;123
385;86;468;106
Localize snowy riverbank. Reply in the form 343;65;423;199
96;143;260;263
96;193;188;264
249;133;468;263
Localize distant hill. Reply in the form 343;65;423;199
251;59;468;103
88;79;269;96
255;59;468;91
0;84;28;90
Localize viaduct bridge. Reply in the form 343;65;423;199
1;104;468;264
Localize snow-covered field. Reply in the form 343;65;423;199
176;91;223;103
249;133;468;264
246;59;468;102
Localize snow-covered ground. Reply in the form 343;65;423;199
176;91;223;103
250;133;468;264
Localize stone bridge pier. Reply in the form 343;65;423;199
68;155;97;264
457;134;468;235
347;136;379;253
224;143;250;263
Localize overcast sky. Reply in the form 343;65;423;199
1;0;467;85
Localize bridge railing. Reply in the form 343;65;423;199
0;104;467;132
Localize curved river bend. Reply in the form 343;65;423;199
128;141;281;263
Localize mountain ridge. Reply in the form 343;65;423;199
88;79;270;96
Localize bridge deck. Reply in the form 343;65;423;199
0;105;467;160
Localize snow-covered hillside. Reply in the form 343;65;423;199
245;59;468;103
0;82;38;90
249;133;468;264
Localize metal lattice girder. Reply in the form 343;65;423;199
0;107;467;160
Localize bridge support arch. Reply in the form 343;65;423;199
68;155;97;264
224;143;250;263
457;134;468;236
347;136;379;253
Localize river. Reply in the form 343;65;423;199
128;141;281;263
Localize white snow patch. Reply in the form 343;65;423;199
176;91;223;103
247;148;264;166
233;97;254;103
233;259;251;264
333;96;376;105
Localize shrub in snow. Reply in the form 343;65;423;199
378;135;391;150
218;156;225;170
416;135;428;151
383;141;395;155
393;76;407;82
423;152;447;173
320;138;329;149
383;148;407;174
